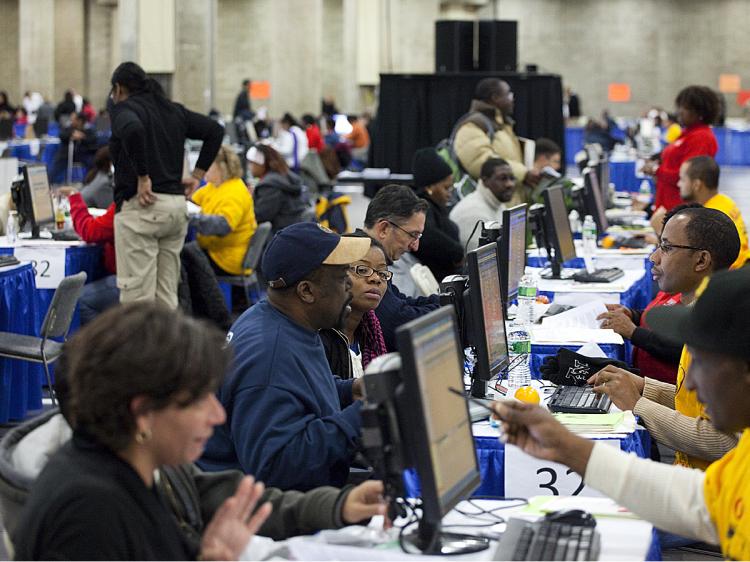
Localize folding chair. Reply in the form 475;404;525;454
216;222;272;304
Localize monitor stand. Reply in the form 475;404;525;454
469;377;487;399
402;521;489;555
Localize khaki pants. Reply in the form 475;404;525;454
114;194;188;309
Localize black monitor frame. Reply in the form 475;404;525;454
582;167;609;233
464;243;510;397
499;204;528;307
541;185;577;279
11;163;55;239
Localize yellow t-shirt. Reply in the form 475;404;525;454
704;193;750;269
192;177;257;276
704;429;750;560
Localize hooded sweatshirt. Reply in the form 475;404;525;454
253;171;308;232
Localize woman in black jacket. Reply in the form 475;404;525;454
411;147;465;282
247;143;308;233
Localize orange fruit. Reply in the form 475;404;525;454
514;385;540;404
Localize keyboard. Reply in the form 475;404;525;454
469;398;494;422
547;385;611;414
0;254;20;268
571;267;624;284
50;230;81;242
495;517;601;561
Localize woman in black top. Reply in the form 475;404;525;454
13;303;272;561
411;147;465;282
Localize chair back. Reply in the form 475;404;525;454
40;272;87;339
242;222;272;272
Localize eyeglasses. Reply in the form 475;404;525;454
657;240;706;254
349;264;393;282
386;220;423;241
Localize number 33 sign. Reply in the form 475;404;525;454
504;443;614;498
13;247;66;289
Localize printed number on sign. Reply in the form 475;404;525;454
537;467;585;496
30;260;51;278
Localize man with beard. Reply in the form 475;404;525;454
449;157;517;251
199;223;371;491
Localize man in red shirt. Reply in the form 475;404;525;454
302;114;324;153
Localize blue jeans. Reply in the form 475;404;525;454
79;275;119;325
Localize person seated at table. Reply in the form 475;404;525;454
449;157;516;251
361;184;440;351
191;145;257;277
49;111;97;184
199;223;370;491
13;301;273;560
492;266;750;560
411;147;464;283
678;155;750;269
344;114;370;163
247;144;308;234
532;138;562;173
302;114;324;153
596;205;734;384
320;233;389;379
592;206;740;471
274;112;309;172
80;146;114;209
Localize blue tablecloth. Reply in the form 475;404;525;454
530;343;624;379
0;263;42;422
714;127;750;166
8;139;60;169
565;127;585;164
405;428;651;498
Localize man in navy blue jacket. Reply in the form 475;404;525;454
199;223;371;491
362;185;441;351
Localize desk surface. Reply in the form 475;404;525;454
265;499;653;561
532;266;646;295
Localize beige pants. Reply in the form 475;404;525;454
114;194;188;309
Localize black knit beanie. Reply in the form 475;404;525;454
412;147;452;189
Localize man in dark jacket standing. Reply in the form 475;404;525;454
109;61;223;308
361;184;440;351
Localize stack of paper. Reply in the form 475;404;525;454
541;299;608;330
553;411;636;435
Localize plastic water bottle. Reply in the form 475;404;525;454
582;215;598;274
568;209;582;235
637;179;652;205
6;211;17;244
507;273;536;395
62;197;72;230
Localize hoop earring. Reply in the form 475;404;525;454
135;428;152;444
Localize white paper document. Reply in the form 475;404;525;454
541;299;608;330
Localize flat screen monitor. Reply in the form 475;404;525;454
598;152;610;204
500;204;527;305
15;164;55;238
465;243;509;393
582;167;609;233
395;306;484;554
542;185;577;274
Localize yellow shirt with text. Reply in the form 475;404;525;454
704;193;750;269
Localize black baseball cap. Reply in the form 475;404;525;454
262;222;370;289
647;267;750;360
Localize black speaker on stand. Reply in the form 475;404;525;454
435;20;475;73
477;20;517;72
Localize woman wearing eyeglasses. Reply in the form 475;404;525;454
320;233;389;379
411;148;465;283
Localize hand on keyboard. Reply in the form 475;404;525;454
587;365;644;411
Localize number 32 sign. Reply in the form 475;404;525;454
504;442;614;498
13;247;66;289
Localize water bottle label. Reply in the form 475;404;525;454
510;340;531;354
518;286;536;298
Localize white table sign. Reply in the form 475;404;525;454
505;442;617;498
13;247;66;289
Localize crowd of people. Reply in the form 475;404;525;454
3;61;750;561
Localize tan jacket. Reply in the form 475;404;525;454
453;100;529;205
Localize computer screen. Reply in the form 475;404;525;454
501;204;527;304
598;152;610;203
583;167;608;233
542;185;577;265
24;164;55;227
466;243;510;382
396;306;480;517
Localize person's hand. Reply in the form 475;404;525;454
200;476;273;561
641;160;657;176
587;365;645;411
56;186;78;198
523;169;541;187
183;175;201;198
650;206;667;236
341;480;388;524
597;310;637;339
352;377;365;401
137;175;157;207
491;400;593;475
71;130;85;141
602;303;632;319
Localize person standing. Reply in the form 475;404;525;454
109;61;223;308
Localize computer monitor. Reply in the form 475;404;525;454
12;164;55;238
394;306;485;554
499;204;527;306
598;151;610;206
541;185;577;278
582;167;609;233
464;242;510;397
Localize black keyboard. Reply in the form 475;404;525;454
495;517;601;561
50;230;81;241
571;267;624;283
547;385;611;414
0;254;20;267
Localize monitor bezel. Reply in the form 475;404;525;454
542;184;577;265
582;167;609;233
500;204;528;305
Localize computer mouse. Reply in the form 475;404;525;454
544;509;597;528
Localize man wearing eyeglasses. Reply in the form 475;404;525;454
592;205;740;474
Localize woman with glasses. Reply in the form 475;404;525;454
321;233;389;379
410;147;465;283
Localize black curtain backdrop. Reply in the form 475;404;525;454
372;72;564;173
